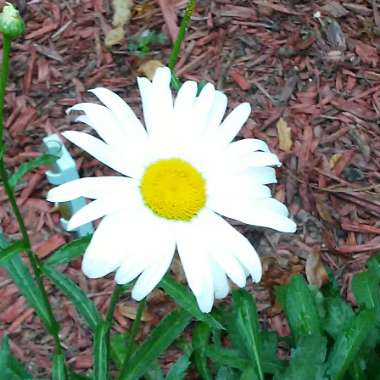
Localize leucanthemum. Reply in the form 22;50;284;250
47;67;296;312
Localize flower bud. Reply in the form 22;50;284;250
0;3;25;39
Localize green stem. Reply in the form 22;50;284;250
105;284;123;326
117;299;146;380
168;0;196;90
0;35;62;354
0;36;10;147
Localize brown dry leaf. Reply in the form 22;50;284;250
329;153;343;169
138;60;164;80
117;303;154;322
105;0;134;48
305;248;329;288
315;196;335;224
276;118;293;152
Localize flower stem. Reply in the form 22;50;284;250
117;299;146;380
168;0;196;89
0;35;62;355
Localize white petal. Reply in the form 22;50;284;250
200;211;262;282
47;177;136;202
243;167;277;184
137;77;154;133
235;152;281;169
195;259;214;313
174;80;197;116
67;197;124;230
209;197;297;233
176;223;206;297
62;131;140;177
215;103;251;145
132;247;175;301
210;261;230;299
182;211;246;289
191;83;215;135
204;91;228;133
115;201;175;286
68;103;123;146
88;87;148;141
81;212;129;278
115;255;148;284
227;138;270;155
207;177;271;202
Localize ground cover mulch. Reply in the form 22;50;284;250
0;0;379;377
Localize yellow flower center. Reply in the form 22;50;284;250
140;158;206;221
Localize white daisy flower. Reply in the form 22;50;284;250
47;67;296;313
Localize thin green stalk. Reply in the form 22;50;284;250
168;0;196;90
0;35;62;354
0;36;10;148
105;284;123;326
117;299;146;380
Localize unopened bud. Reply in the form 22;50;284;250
0;3;25;39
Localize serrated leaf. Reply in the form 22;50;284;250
326;310;376;380
93;321;108;380
285;275;321;340
165;355;191;380
0;240;25;265
280;334;327;380
9;153;57;188
352;271;380;311
231;289;263;380
206;346;249;370
215;367;240;380
3;254;56;334
160;275;223;330
367;253;380;280
121;308;191;380
52;354;66;380
192;323;211;380
260;331;286;374
43;265;101;332
44;236;91;267
323;296;354;339
241;367;259;380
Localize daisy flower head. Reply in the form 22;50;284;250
47;67;296;313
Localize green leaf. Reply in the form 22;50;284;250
43;265;101;332
260;331;286;374
240;367;259;380
279;334;327;380
0;336;33;380
231;289;263;380
160;275;223;330
44;236;91;267
110;331;165;379
0;240;25;265
52;354;66;380
3;254;56;334
93;321;108;380
326;309;376;380
367;253;380;280
192;323;211;380
323;296;354;339
285;274;321;340
352;271;380;311
9;153;57;188
215;367;240;380
206;345;249;370
165;355;191;380
121;308;192;380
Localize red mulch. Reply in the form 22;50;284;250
0;0;380;377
